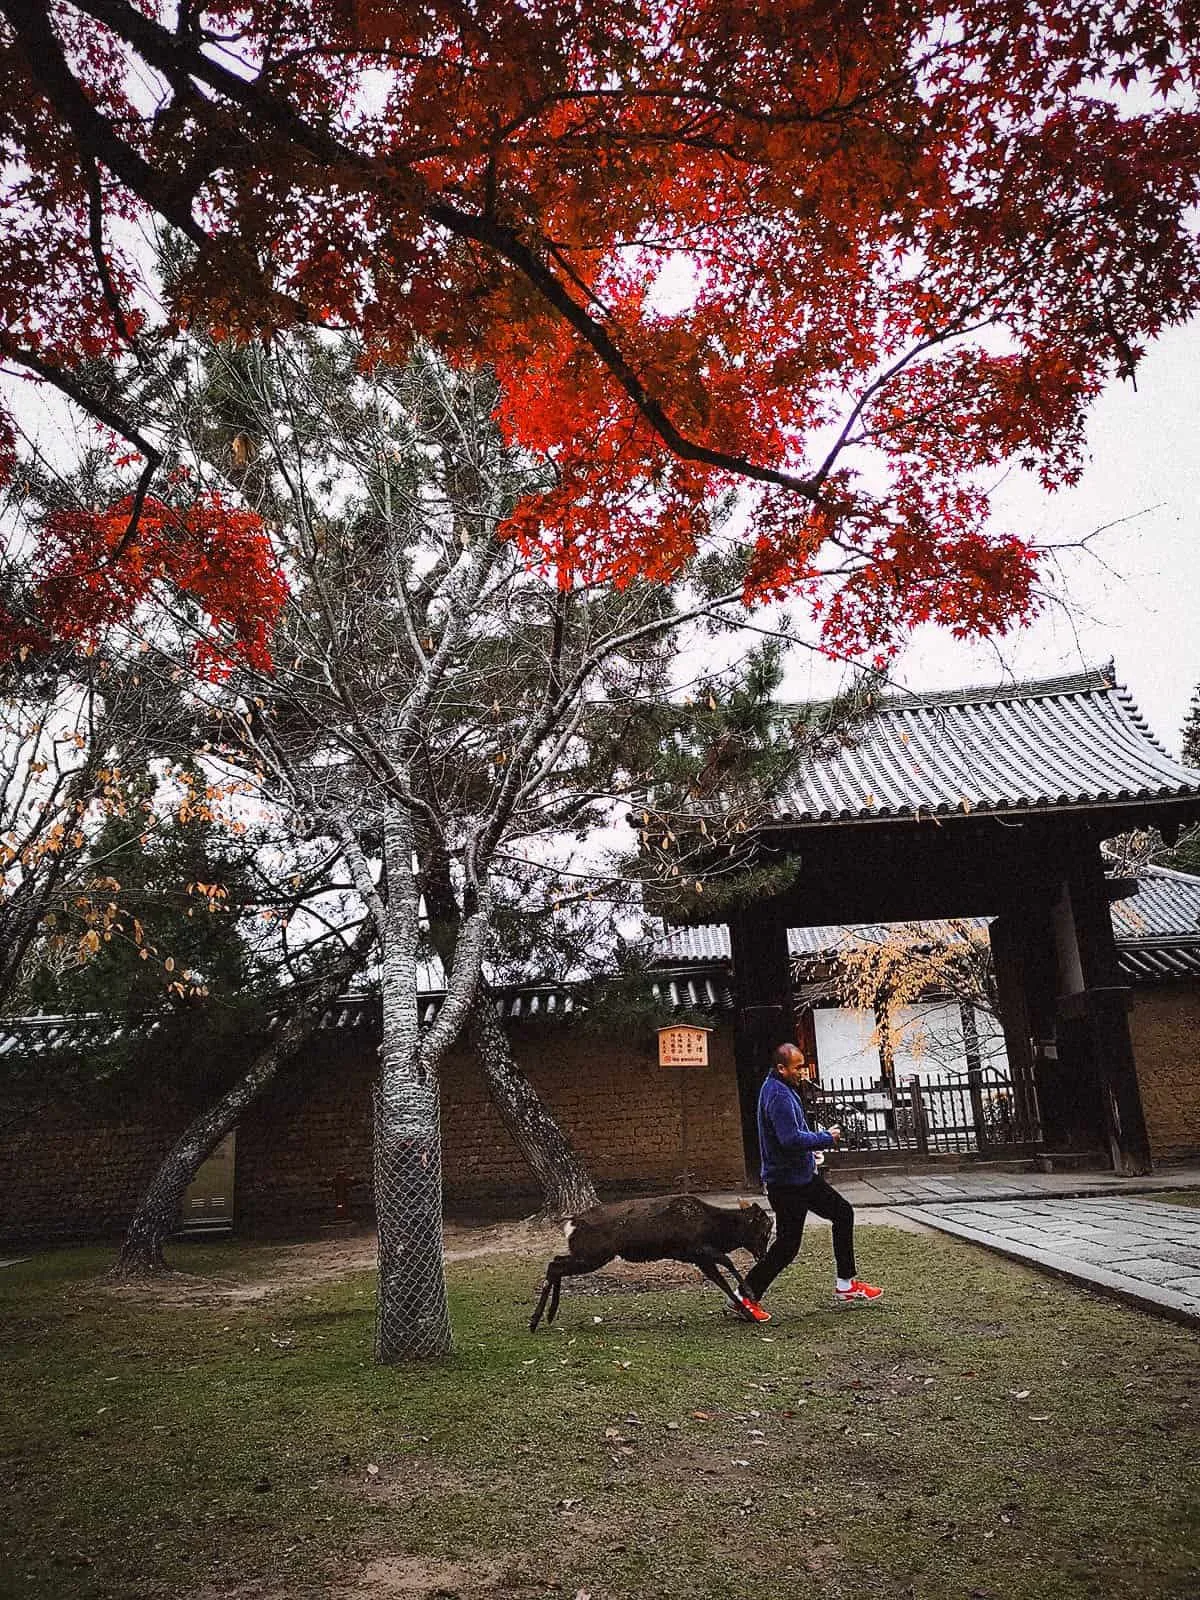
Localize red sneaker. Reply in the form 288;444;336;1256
734;1293;772;1323
835;1279;883;1304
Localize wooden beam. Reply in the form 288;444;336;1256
1061;830;1152;1174
729;903;796;1180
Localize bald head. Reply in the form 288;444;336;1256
773;1042;809;1085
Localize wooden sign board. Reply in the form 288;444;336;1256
657;1024;712;1067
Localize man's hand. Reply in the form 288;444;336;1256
828;1125;842;1143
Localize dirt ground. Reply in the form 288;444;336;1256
99;1214;558;1306
101;1206;930;1307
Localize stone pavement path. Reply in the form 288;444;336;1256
707;1164;1200;1210
833;1164;1200;1208
892;1196;1200;1326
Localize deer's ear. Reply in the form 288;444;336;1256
738;1198;750;1209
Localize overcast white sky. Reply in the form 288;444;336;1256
780;319;1200;757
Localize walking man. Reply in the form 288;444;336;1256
735;1042;882;1320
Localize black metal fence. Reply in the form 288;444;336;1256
808;1062;1041;1157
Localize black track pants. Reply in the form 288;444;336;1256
743;1175;856;1300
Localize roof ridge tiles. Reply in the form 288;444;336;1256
866;664;1117;714
772;665;1117;723
1111;682;1178;761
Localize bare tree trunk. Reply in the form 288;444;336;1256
470;990;599;1218
110;929;373;1278
375;800;451;1360
420;838;599;1218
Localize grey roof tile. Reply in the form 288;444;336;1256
1117;941;1200;982
1111;866;1200;940
759;668;1200;824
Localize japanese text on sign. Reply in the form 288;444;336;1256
658;1025;710;1067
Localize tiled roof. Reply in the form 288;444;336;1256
786;919;991;955
0;1014;165;1058
652;924;736;965
1110;865;1200;940
0;967;734;1057
752;667;1200;826
417;971;734;1025
654;920;990;964
1117;942;1200;982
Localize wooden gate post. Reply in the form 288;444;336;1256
1062;832;1152;1175
907;1075;930;1156
730;903;797;1179
960;1001;990;1151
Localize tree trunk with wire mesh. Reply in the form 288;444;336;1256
469;990;599;1219
374;803;452;1361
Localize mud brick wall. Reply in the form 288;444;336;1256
234;1019;748;1233
0;1077;202;1247
436;1022;747;1206
1129;985;1200;1162
0;1017;749;1243
233;1025;377;1236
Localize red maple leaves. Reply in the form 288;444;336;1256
2;1;1199;658
2;492;287;677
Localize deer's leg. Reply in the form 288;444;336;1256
530;1269;556;1332
688;1252;751;1312
530;1253;605;1331
711;1250;752;1295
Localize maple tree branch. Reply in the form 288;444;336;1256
811;317;993;491
0;0;207;242
0;341;162;560
428;200;821;498
0;343;154;464
83;157;139;354
29;0;825;503
63;0;377;177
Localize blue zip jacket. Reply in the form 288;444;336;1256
757;1073;835;1186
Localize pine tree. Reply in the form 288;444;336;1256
1182;686;1200;770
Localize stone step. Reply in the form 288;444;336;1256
830;1156;1040;1179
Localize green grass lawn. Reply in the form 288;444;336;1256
1152;1190;1200;1209
1;1227;1197;1600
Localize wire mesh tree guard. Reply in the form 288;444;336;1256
373;1087;451;1361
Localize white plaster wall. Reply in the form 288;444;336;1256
814;1002;1009;1089
813;1007;879;1087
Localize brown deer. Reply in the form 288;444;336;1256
529;1194;772;1330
